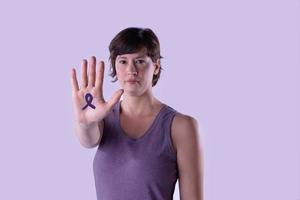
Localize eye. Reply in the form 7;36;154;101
119;60;126;64
136;60;145;64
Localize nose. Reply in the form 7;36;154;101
126;61;138;76
128;71;137;76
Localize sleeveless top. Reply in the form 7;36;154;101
93;101;179;200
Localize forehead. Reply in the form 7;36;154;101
116;48;148;59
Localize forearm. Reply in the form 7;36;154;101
74;120;103;148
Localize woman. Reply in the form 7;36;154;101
70;27;203;200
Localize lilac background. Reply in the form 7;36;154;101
0;0;299;199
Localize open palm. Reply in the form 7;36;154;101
70;56;123;125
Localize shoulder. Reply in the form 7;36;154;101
171;112;201;153
170;111;204;199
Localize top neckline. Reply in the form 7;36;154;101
115;100;167;142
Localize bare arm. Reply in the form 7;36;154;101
172;114;204;200
74;120;104;149
70;56;123;149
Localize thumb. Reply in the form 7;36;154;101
107;89;124;110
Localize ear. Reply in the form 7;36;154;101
153;59;161;75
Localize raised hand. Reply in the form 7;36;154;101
70;56;123;126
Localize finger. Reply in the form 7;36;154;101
81;59;88;88
70;68;79;94
88;56;96;87
95;61;105;98
107;89;124;109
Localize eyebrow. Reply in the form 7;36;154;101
117;55;147;60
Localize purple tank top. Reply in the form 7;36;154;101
93;101;179;200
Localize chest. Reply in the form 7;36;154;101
120;114;154;139
119;113;179;154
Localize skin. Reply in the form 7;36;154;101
70;57;123;125
172;114;204;200
71;48;204;199
70;57;123;148
114;47;162;117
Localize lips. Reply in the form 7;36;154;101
126;79;139;82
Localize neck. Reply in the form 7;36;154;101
120;91;161;117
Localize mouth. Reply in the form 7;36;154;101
126;80;138;84
126;78;139;82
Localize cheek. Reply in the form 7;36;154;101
146;68;155;78
115;68;124;78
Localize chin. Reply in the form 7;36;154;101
123;88;144;96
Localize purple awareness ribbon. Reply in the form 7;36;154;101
82;93;96;110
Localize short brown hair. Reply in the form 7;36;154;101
108;27;163;87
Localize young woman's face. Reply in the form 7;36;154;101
115;48;160;96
